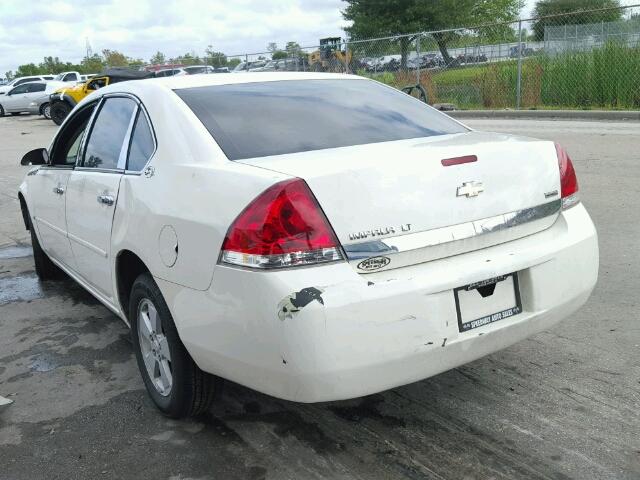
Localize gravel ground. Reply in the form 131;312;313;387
0;114;638;480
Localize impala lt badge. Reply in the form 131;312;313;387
348;224;411;241
457;181;484;198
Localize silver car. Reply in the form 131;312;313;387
0;81;65;117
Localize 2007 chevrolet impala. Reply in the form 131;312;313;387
17;73;598;417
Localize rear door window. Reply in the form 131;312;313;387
175;79;467;160
83;97;137;170
26;83;46;93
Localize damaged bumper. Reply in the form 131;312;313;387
156;204;598;403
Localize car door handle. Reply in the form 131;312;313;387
97;194;114;206
53;186;65;195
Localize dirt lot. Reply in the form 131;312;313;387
1;114;639;480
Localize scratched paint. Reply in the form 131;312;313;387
277;287;325;321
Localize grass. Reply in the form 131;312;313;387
360;43;640;110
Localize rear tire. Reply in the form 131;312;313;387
40;103;51;119
50;101;71;126
10;112;20;116
28;216;62;280
130;273;218;418
0;104;4;116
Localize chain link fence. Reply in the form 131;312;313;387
194;4;640;110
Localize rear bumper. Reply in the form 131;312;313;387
156;203;598;402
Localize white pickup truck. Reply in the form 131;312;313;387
52;71;83;84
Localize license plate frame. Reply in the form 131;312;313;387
454;273;522;333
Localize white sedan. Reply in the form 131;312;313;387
18;73;598;417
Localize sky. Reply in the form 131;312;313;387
0;0;539;77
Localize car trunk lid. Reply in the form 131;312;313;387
238;131;561;273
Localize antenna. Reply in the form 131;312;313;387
85;37;93;58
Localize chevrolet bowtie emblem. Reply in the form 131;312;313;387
457;181;484;198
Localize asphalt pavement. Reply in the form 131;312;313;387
0;114;638;480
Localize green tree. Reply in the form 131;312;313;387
81;54;105;74
15;63;43;77
285;41;304;57
271;50;288;60
532;0;622;40
172;52;202;65
39;56;73;74
102;49;129;67
205;45;227;67
149;51;166;65
342;0;520;66
127;57;145;68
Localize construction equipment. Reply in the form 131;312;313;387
309;37;352;73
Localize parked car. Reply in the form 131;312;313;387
232;60;267;72
155;68;188;77
448;53;489;67
0;76;51;96
17;73;598;418
408;53;445;70
183;65;216;75
0;80;65;117
509;44;536;58
250;59;285;72
48;68;153;125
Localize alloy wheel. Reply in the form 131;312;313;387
137;298;173;396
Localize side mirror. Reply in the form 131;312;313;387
21;148;48;166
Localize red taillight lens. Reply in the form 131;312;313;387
220;178;343;268
555;143;579;209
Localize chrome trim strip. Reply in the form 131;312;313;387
343;199;561;261
34;216;67;237
67;232;108;258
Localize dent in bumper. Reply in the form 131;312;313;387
156;203;598;402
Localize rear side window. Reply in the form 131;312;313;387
83;97;137;170
127;112;155;171
175;79;467;160
27;83;46;93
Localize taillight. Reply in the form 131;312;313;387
220;178;343;269
555;143;579;209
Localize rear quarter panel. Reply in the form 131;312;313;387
110;86;289;293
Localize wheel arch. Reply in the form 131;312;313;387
115;249;152;324
18;192;30;231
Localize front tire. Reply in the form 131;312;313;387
130;273;218;418
10;112;20;116
50;101;71;126
28;217;62;280
0;104;4;116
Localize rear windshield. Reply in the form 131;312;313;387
175;79;467;160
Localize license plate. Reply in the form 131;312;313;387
454;273;522;332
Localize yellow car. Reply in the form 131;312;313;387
49;68;152;125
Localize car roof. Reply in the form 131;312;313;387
78;72;363;111
126;72;359;91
